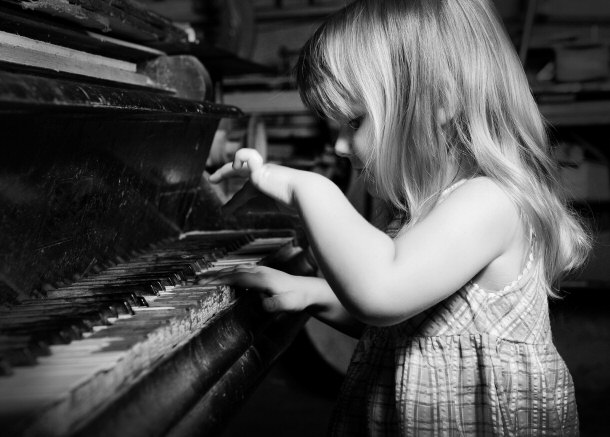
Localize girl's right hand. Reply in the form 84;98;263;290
198;265;311;313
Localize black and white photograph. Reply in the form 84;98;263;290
0;0;608;436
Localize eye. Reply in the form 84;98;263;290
347;116;364;131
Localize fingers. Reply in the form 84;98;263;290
208;149;263;184
208;161;241;183
208;148;296;207
196;264;257;286
234;148;264;172
196;265;307;313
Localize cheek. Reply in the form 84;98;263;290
352;131;372;165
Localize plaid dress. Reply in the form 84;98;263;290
329;183;579;436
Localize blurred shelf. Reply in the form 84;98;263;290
222;90;308;114
222;74;295;91
255;5;341;21
539;99;610;126
156;42;274;78
532;80;610;96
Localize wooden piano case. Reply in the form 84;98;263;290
0;1;308;435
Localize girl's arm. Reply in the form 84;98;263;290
203;265;364;338
210;150;520;327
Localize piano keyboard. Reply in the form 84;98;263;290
0;230;296;437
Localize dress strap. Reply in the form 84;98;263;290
438;179;467;203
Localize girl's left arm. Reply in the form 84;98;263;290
210;150;519;327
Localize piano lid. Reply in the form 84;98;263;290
0;1;245;306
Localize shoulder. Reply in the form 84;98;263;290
440;177;517;216
389;176;525;309
430;177;522;248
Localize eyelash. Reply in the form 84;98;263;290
347;116;364;131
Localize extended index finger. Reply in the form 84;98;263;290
208;161;246;183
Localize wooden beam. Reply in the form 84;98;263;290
0;30;164;89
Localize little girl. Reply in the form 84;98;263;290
208;0;591;435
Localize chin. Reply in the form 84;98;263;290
358;172;382;199
365;185;378;197
367;185;386;199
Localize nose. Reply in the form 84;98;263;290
334;127;352;158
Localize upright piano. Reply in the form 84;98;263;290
0;1;309;435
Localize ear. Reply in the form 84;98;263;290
437;98;458;126
437;108;451;126
438;80;458;126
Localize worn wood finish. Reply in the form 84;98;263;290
7;0;187;44
0;4;165;62
0;31;162;89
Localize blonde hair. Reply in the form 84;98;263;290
296;0;590;295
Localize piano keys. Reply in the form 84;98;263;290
0;230;306;437
0;1;309;435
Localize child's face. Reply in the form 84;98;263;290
334;111;382;197
334;111;371;172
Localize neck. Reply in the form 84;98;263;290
446;154;478;187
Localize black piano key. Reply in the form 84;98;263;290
0;335;50;358
21;296;136;314
93;264;190;274
104;263;202;278
4;303;119;321
109;255;207;265
73;277;170;291
1;325;77;345
0;310;110;331
49;282;161;297
29;292;140;309
0;323;89;344
84;271;186;286
141;248;217;261
102;264;184;274
0;310;109;337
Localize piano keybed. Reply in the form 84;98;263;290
0;230;297;437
